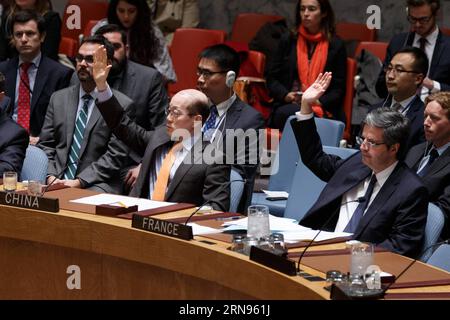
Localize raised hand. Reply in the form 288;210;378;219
93;45;112;91
300;72;332;114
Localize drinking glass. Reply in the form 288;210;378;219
247;205;270;239
3;172;17;192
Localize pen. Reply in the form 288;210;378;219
216;216;241;221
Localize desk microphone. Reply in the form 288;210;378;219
184;177;246;225
41;161;78;196
296;196;366;273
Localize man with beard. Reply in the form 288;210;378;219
37;36;133;193
0;10;72;145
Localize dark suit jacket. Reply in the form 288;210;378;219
0;55;73;136
370;95;425;149
267;33;347;121
291;117;428;258
96;94;230;211
0;110;28;175
376;31;450;98
37;85;133;194
405;142;450;239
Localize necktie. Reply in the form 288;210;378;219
419;37;427;52
203;105;218;141
392;102;402;112
17;62;32;132
417;148;439;177
152;142;182;201
344;175;378;233
64;94;92;180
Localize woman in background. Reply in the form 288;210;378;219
267;0;347;130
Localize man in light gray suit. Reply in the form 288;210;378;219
38;36;134;193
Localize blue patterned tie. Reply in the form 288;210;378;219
203;105;218;141
344;175;377;233
64;94;92;179
417;149;438;177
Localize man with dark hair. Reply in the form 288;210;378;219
197;44;265;211
293;73;428;258
372;47;428;148
91;45;230;210
377;0;450;101
405;91;450;240
37;36;133;193
0;10;73;145
0;71;28;175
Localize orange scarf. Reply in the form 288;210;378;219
296;25;329;117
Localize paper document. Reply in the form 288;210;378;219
281;230;352;243
262;190;289;198
221;215;310;232
188;223;223;235
70;193;174;211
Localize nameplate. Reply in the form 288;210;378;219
132;214;193;241
0;191;59;212
250;246;297;276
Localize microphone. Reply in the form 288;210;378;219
184;177;247;225
41;161;78;196
296;196;366;273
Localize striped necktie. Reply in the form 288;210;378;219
64;94;92;180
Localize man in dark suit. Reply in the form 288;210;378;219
0;71;28;175
92;24;169;192
377;0;450;100
405;92;450;240
197;44;265;212
92;44;229;210
293;73;428;258
0;10;73;145
371;47;428;149
37;36;132;194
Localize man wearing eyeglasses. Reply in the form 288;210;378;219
292;73;428;258
0;10;73;145
376;0;450;101
37;36;132;194
371;47;428;149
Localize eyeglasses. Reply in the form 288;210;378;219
196;68;226;78
356;136;386;148
407;15;433;24
384;65;420;76
13;31;38;39
165;108;192;119
75;54;94;64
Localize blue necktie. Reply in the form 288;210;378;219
64;94;92;179
417;148;438;177
203;105;218;141
344;175;377;233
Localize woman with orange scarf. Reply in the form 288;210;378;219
267;0;347;130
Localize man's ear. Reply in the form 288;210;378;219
0;91;4;102
40;31;46;43
390;143;400;155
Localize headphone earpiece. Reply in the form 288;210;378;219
225;70;236;88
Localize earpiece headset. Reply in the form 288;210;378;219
225;70;236;88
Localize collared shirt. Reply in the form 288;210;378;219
335;161;398;232
203;93;237;141
389;95;417;115
417;141;450;173
13;52;42;121
413;27;441;99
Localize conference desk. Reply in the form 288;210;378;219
0;188;450;300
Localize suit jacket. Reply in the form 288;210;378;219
291;118;428;258
405;142;450;239
96;94;230;211
0;55;73;136
267;33;347;121
376;31;450;98
0;110;28;175
37;85;133;194
370;95;425;149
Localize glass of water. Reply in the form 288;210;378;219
247;205;270;239
3;171;17;192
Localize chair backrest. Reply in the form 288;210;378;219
441;28;450;36
20;145;49;184
335;22;377;42
84;20;99;37
343;58;357;141
284;146;358;221
59;36;78;58
168;28;227;97
247;50;266;76
354;41;389;61
420;203;445;262
230;13;284;44
427;244;450;272
61;0;109;42
229;169;245;213
267;116;345;192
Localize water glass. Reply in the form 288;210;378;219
350;242;374;278
247;205;270;239
242;236;259;256
230;234;246;253
3;171;17;192
27;180;43;196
